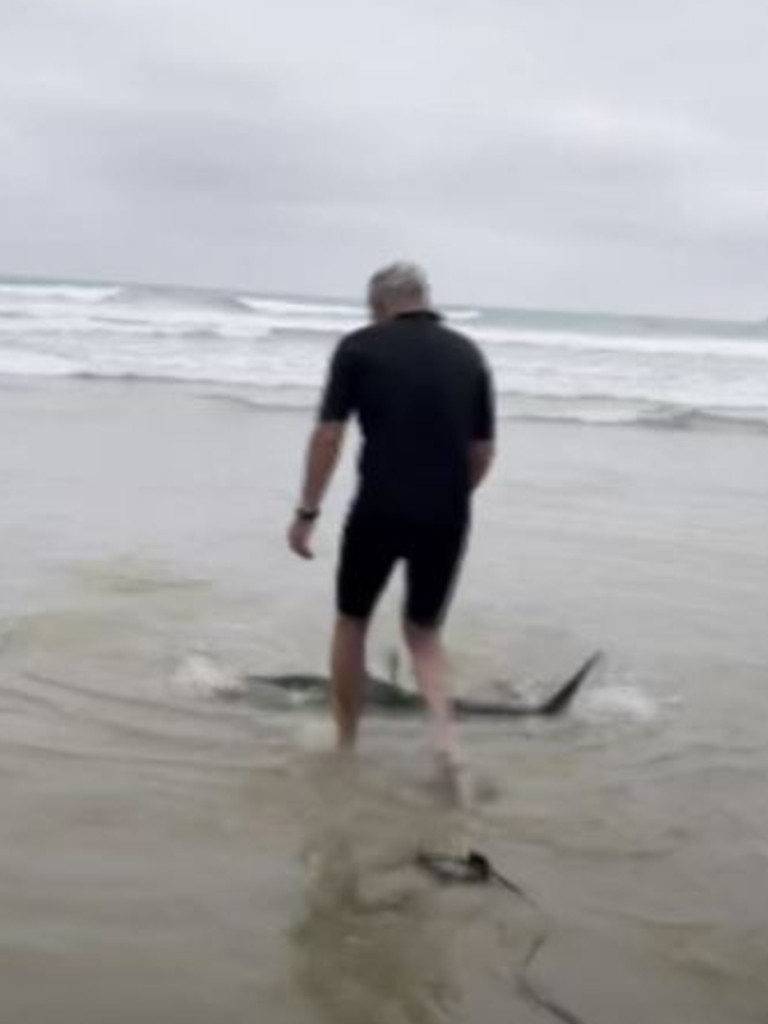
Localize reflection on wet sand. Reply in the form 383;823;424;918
289;757;460;1024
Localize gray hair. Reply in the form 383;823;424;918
367;261;431;307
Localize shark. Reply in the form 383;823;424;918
227;650;603;718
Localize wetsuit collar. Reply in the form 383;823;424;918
394;309;440;322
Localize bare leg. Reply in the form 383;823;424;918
403;623;457;765
330;615;368;750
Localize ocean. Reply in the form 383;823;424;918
1;276;767;429
1;275;767;1023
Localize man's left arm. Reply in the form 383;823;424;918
469;357;496;491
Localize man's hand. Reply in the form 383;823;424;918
287;515;316;559
287;421;346;560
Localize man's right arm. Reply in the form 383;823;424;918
287;339;357;558
469;358;496;491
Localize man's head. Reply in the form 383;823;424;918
367;262;432;323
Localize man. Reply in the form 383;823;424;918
287;262;495;768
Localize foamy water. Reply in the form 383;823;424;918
1;277;767;429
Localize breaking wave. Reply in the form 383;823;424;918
1;277;767;435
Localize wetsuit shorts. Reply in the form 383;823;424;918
336;506;469;629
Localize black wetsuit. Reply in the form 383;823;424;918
319;310;495;628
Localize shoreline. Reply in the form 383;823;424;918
2;373;767;437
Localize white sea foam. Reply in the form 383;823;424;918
0;345;80;377
472;324;768;360
2;277;767;432
239;296;364;318
169;652;245;699
578;685;660;723
0;283;119;304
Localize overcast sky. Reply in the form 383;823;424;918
2;0;768;316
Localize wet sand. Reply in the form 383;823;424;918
1;378;767;1023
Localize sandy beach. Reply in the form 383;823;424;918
1;377;767;1022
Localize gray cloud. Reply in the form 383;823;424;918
2;0;768;316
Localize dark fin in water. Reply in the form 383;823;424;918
451;650;603;719
536;650;603;716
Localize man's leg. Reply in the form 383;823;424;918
403;520;468;764
330;615;368;749
334;508;399;750
402;623;456;761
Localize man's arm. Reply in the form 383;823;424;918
288;340;356;559
469;358;496;491
470;440;494;490
297;422;346;514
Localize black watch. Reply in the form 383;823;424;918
296;507;320;522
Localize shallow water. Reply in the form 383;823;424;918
1;380;767;1023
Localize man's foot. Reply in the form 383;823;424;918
434;747;465;806
336;736;357;754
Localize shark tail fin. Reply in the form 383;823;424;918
538;651;603;716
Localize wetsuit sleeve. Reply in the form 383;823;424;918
318;340;358;423
472;359;496;441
